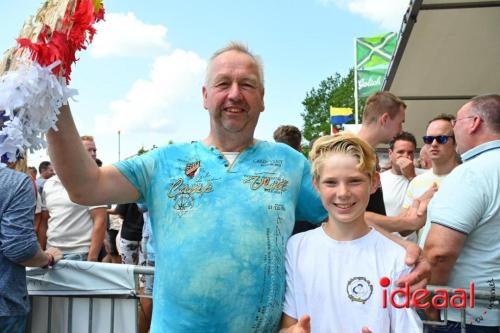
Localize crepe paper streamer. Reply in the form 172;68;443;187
0;0;104;164
0;59;78;163
17;0;105;83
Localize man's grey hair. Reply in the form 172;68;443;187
205;41;264;91
469;94;500;133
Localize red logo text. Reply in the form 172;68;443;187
379;277;475;309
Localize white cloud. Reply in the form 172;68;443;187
95;49;207;135
320;0;409;30
90;12;170;58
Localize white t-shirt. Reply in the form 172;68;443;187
284;227;422;333
380;169;424;217
42;176;106;253
402;169;449;246
380;169;424;243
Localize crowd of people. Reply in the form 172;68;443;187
1;41;500;333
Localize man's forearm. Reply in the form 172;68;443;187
38;211;49;250
373;225;412;248
47;105;101;202
87;209;107;261
21;248;51;267
365;212;405;232
426;248;455;286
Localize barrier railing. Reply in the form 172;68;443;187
26;262;499;333
422;285;500;333
26;261;154;333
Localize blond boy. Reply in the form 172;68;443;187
281;133;422;333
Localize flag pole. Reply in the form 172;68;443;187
354;37;359;124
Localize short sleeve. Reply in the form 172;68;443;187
89;205;107;211
283;238;298;319
41;188;47;211
114;149;160;203
428;167;483;234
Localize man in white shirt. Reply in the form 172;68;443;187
380;132;424;241
42;135;107;261
380;131;423;216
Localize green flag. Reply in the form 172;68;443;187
356;32;397;97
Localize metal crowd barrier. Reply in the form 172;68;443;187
26;263;499;333
422;285;500;333
26;262;154;333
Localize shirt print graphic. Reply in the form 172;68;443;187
167;159;216;216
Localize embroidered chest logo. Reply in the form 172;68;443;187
168;178;213;213
346;277;373;304
185;160;200;178
242;175;289;193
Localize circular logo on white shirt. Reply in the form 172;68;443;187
346;277;373;304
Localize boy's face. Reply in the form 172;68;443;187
314;152;378;226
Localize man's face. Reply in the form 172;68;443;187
453;103;476;155
389;139;416;174
202;50;264;137
41;165;55;179
83;140;97;161
382;106;405;143
426;119;456;164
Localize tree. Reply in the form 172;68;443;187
137;144;159;156
136;140;174;156
301;68;363;144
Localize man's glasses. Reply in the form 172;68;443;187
451;116;476;127
422;135;454;144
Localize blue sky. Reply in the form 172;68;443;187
0;0;408;167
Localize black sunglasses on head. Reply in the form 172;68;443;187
422;135;454;144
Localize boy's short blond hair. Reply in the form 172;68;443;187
309;133;376;182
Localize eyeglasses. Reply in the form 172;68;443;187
451;116;476;127
422;135;454;144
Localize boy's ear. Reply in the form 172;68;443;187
370;172;380;194
312;176;320;193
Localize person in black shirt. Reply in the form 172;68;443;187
117;203;144;264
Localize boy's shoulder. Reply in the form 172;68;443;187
370;230;411;271
371;229;407;253
287;227;324;251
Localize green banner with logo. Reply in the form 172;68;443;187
356;32;397;97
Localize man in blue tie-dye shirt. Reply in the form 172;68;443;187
47;42;428;332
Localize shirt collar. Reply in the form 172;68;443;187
461;140;500;162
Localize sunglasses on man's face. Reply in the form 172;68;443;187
422;135;454;145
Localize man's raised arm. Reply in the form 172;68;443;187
47;105;138;205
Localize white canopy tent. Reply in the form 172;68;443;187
382;0;500;146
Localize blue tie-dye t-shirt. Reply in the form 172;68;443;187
114;140;326;332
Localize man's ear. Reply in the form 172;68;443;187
470;116;482;134
379;112;389;127
260;87;265;114
370;172;380;194
202;86;208;110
